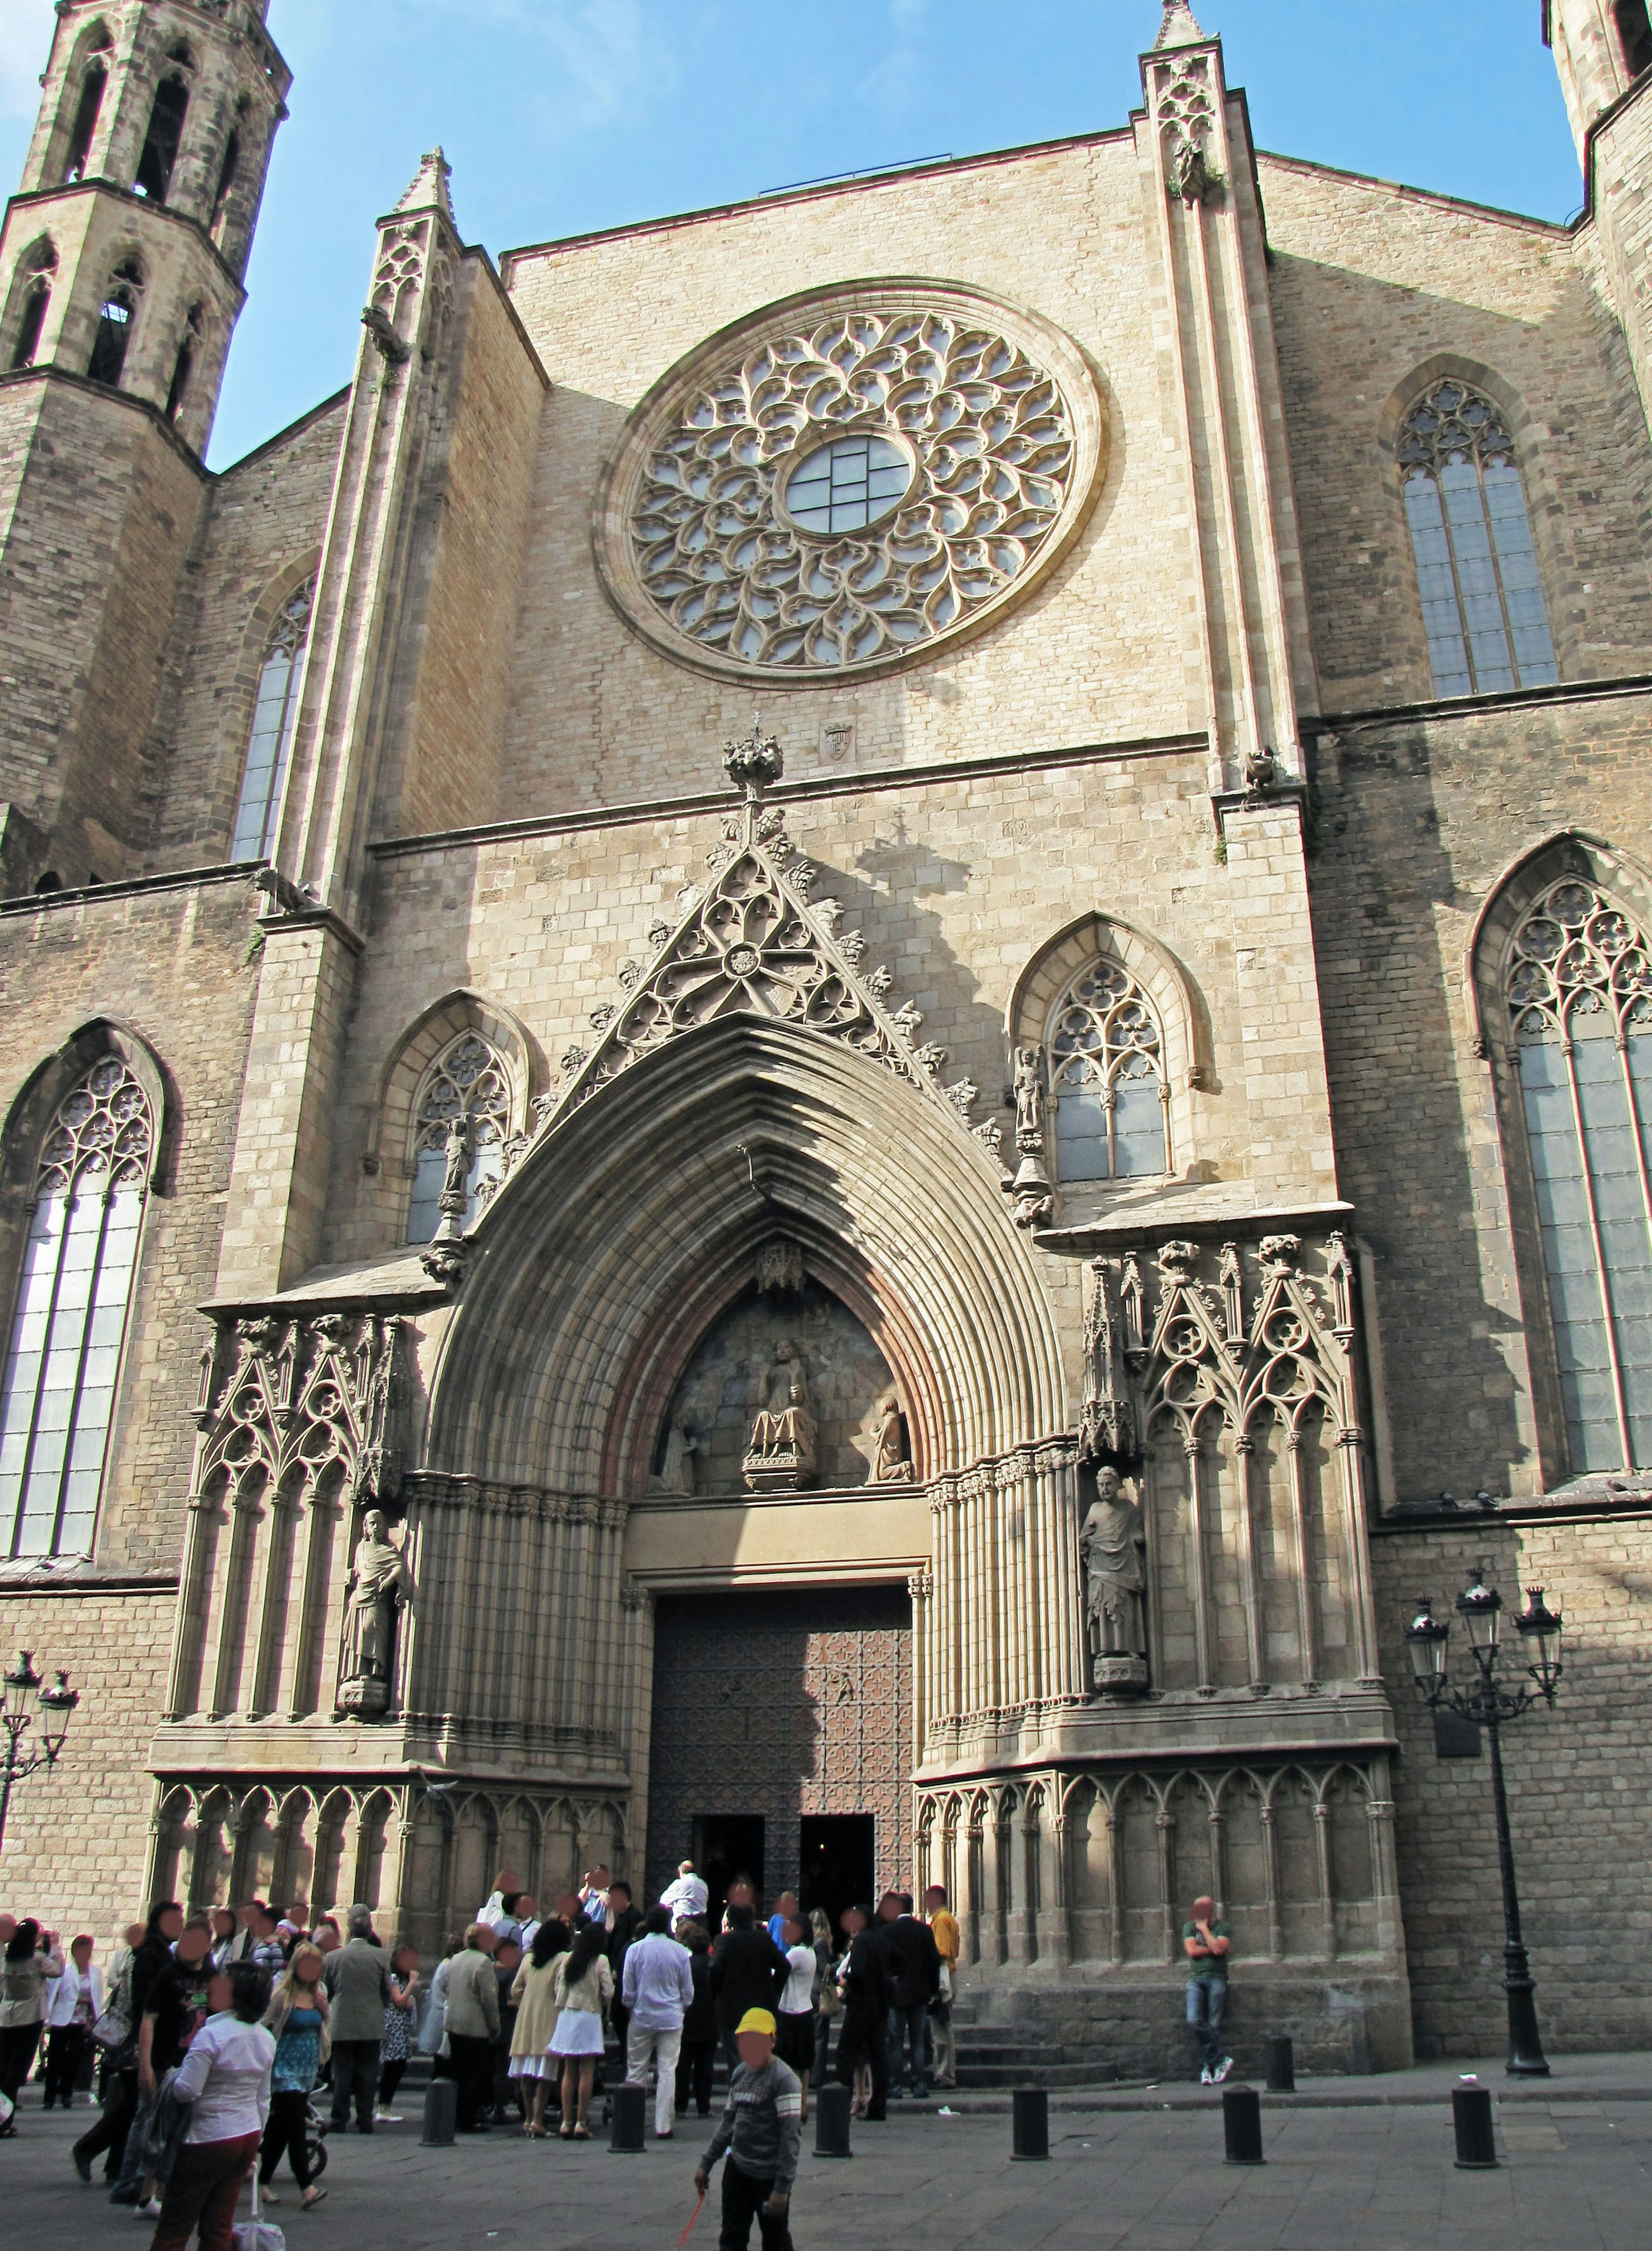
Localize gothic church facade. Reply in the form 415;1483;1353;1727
1;0;1651;2070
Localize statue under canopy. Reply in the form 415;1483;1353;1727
1079;1464;1148;1692
336;1507;411;1715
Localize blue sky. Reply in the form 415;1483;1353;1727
1;2;1584;469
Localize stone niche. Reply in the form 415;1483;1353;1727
656;1278;898;1496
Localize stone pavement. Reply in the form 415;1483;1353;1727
3;2064;1649;2251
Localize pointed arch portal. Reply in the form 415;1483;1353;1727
428;1014;1067;1491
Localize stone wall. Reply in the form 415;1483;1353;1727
1305;688;1652;1506
1370;1509;1652;2057
0;872;261;1572
145;396;347;873
496;132;1194;808
1264;154;1652;709
0;1586;175;1936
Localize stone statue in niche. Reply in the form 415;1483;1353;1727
1012;1047;1044;1152
653;1416;700;1496
1079;1464;1148;1693
336;1508;411;1716
743;1337;818;1492
870;1394;913;1484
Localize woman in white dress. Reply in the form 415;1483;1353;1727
547;1918;612;2140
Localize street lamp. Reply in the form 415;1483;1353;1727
1403;1576;1563;2076
0;1649;81;1855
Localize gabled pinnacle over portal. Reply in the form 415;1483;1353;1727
394;146;456;228
1153;1;1209;47
426;729;1005;1277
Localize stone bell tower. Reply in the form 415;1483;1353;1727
0;0;290;894
1544;4;1652;429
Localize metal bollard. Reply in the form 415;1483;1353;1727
1451;2083;1498;2170
608;2082;646;2153
1222;2084;1264;2165
813;2083;853;2159
1264;2036;1295;2093
1011;2085;1049;2161
419;2075;457;2146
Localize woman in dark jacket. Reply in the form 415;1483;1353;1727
671;1923;718;2121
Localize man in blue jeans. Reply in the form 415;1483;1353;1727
1183;1895;1232;2084
876;1891;940;2100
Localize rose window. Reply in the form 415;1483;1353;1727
595;283;1104;681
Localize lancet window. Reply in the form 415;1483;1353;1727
1506;877;1652;1472
1398;379;1557;699
406;1035;509;1244
231;579;313;862
87;259;142;389
0;1059;152;1558
1048;960;1168;1182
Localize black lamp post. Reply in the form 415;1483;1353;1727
1404;1574;1563;2076
0;1649;81;1856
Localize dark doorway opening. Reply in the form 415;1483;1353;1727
693;1814;764;1929
798;1813;875;1942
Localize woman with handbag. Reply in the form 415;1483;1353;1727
808;1908;838;2094
0;1918;64;2128
72;1920;145;2183
257;1945;329;2211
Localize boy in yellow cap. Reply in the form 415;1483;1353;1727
694;2006;802;2250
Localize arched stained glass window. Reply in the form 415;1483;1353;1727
1048;960;1168;1183
406;1034;509;1244
1507;877;1652;1472
231;579;313;862
1399;379;1557;699
0;1058;152;1558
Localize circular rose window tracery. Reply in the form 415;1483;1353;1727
594;282;1105;682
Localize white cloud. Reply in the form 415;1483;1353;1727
859;0;932;118
397;0;652;129
0;1;59;124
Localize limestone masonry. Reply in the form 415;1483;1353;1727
0;0;1649;2073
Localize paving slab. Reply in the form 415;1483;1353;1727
3;2067;1651;2251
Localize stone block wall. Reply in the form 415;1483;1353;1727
1370;1510;1652;2057
0;872;261;1572
496;132;1197;809
333;745;1334;1276
144;396;347;873
0;1586;175;1936
0;380;206;888
1264;154;1652;708
1305;687;1652;1506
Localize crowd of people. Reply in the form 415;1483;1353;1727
0;1867;962;2248
0;1869;1242;2251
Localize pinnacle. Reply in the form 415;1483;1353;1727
1153;1;1209;49
395;146;456;227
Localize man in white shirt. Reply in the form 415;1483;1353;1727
622;1906;695;2139
659;1861;709;1928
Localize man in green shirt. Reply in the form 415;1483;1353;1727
1182;1895;1232;2084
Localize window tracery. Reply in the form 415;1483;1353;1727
1398;379;1557;699
231;578;313;862
407;1034;509;1244
0;1058;152;1558
1048;960;1168;1183
1505;876;1652;1472
596;286;1102;682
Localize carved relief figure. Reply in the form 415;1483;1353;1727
653;1417;700;1497
870;1394;913;1484
336;1508;410;1715
743;1338;818;1490
1079;1465;1148;1693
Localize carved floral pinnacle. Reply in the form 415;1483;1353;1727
722;720;785;821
